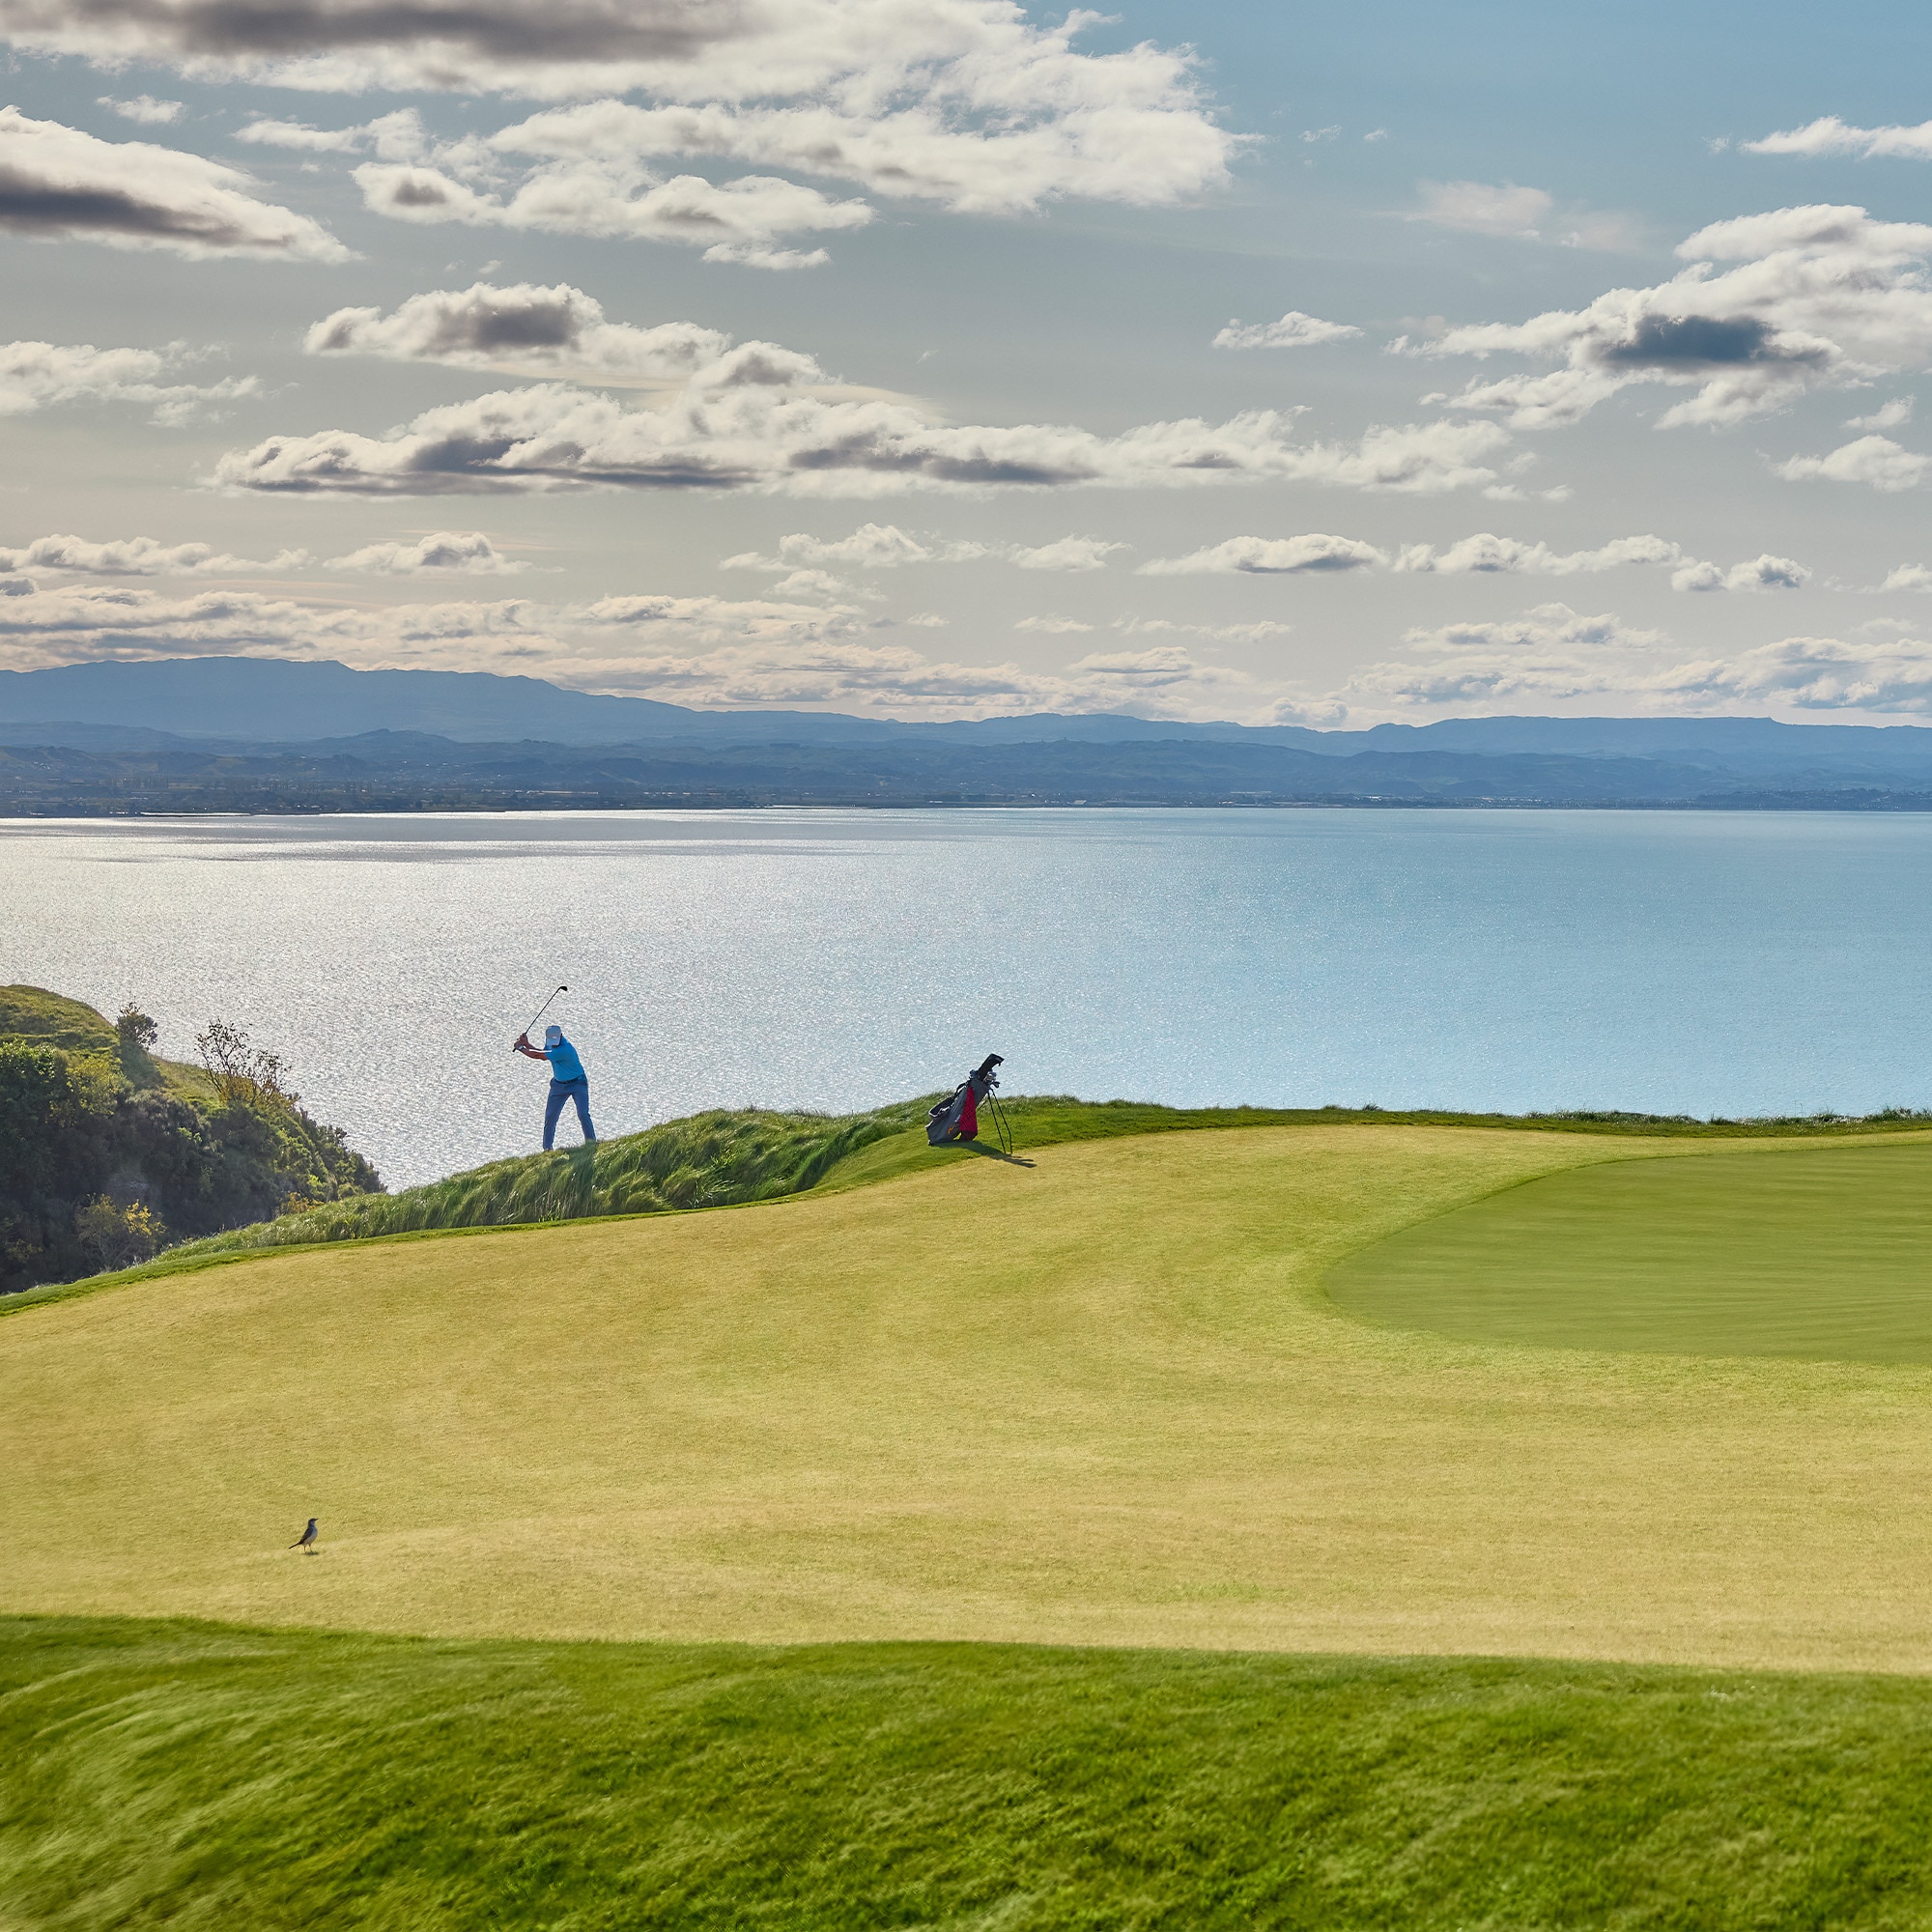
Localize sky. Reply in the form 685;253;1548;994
7;0;1932;724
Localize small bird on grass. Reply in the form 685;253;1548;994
290;1518;319;1554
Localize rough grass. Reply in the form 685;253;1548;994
10;1615;1932;1932
11;1123;1932;1670
76;1091;1932;1284
1328;1140;1932;1363
158;1098;940;1259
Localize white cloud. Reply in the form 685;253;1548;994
1420;204;1932;431
99;95;183;124
236;108;428;160
1300;125;1340;145
1775;434;1930;491
724;525;1115;572
1881;564;1932;592
304;282;731;383
1110;616;1293;641
1744;118;1932;162
1212;311;1362;351
1410;179;1552;238
0;533;305;575
0;106;349;259
1395;531;1677;576
354;158;872;268
721;524;985;571
1015;614;1093;633
1393;530;1805;590
1668;553;1809;592
0;339;258;424
1010;535;1124;571
1848;396;1914;429
327;531;528;575
0;571;1338;719
1645;634;1932;713
216;305;1514;497
1348;600;1663;706
1141;532;1384;575
0;2;1237;239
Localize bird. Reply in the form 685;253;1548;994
290;1518;319;1554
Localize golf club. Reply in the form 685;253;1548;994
515;984;568;1050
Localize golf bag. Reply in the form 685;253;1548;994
927;1053;1004;1145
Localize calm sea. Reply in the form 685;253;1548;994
6;808;1931;1189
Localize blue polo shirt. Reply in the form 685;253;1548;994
545;1037;585;1082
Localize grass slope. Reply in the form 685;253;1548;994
1328;1141;1932;1362
10;1122;1932;1668
40;1090;1932;1297
10;1615;1932;1932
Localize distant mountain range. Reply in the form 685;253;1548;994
6;656;1932;811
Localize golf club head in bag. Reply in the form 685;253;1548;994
927;1054;1004;1146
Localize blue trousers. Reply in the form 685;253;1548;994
544;1076;595;1150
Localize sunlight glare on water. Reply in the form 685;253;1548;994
6;807;1931;1188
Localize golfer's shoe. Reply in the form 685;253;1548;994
290;1518;319;1552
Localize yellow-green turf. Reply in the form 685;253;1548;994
10;1123;1932;1671
1328;1141;1932;1363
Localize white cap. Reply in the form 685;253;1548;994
544;1024;563;1047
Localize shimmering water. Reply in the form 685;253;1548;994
7;808;1932;1188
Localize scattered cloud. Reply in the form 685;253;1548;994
98;95;182;125
1348;601;1663;706
304;282;731;383
0;107;349;259
1300;126;1340;144
326;531;529;575
1418;204;1932;430
1648;634;1932;713
0;2;1238;246
236;108;427;159
1668;554;1810;592
1775;434;1930;491
0;532;305;575
1744;118;1932;162
724;525;1118;573
1015;614;1093;633
1141;533;1383;575
1410;179;1552;239
1010;535;1125;571
1394;531;1806;590
1848;397;1913;430
354;158;871;269
0;339;258;424
1406;179;1641;252
1212;311;1362;351
721;525;986;571
216;298;1514;497
1881;564;1932;592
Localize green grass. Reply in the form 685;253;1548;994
51;1091;1932;1293
156;1098;939;1259
9;1615;1932;1931
1326;1140;1932;1363
13;1122;1932;1669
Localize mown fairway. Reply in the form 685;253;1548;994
9;1123;1932;1669
1329;1141;1932;1361
12;1615;1932;1932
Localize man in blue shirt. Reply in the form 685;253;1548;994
515;1023;597;1151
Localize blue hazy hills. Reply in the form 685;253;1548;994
5;655;1932;808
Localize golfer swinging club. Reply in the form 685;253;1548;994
515;1021;598;1151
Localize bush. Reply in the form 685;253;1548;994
0;1002;382;1294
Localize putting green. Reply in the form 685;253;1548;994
1327;1142;1932;1364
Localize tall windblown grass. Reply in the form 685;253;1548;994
165;1098;935;1258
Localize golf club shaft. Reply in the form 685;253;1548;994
518;984;567;1041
